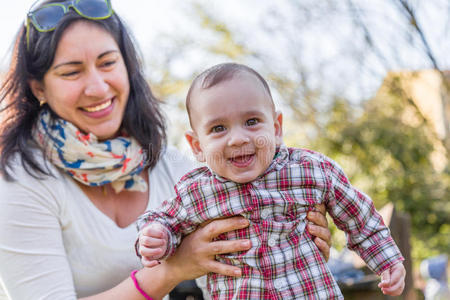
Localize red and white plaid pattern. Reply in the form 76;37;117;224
137;145;404;299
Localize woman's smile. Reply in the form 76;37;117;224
82;98;113;113
80;97;116;119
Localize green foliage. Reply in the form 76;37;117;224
308;96;450;262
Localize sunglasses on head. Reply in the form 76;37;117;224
26;0;114;50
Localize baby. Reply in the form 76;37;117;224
136;63;405;299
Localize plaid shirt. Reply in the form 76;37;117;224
137;145;404;299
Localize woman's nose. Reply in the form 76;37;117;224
84;70;108;97
227;129;250;147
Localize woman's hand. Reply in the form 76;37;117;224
164;204;331;283
164;216;252;282
307;204;332;261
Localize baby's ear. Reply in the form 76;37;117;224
185;130;206;162
274;111;283;146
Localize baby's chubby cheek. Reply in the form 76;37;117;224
254;134;271;148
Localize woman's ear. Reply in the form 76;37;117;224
185;130;206;162
28;79;45;103
274;111;283;146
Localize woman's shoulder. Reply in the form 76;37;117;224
2;148;60;180
0;149;68;199
0;150;72;219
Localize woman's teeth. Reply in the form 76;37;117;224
83;99;112;112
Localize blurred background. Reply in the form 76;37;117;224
1;1;449;299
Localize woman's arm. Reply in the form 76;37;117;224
84;204;330;299
82;217;251;300
125;210;331;300
0;178;78;299
0;180;249;300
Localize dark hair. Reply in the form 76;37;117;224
0;0;166;180
185;62;274;123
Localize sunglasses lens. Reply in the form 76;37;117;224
33;5;66;31
75;0;111;18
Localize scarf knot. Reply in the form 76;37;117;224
33;109;147;193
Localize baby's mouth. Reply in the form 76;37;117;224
229;154;255;167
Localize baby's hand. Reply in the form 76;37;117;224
138;222;169;268
378;262;406;296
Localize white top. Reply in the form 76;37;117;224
0;147;196;299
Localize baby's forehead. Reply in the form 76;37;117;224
186;68;276;130
192;71;273;104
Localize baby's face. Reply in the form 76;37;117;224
186;73;283;183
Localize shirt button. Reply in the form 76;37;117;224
285;252;292;260
274;279;283;289
268;237;277;247
253;180;261;187
261;209;270;219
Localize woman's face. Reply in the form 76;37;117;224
30;21;130;140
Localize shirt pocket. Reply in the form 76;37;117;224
262;190;313;222
266;191;318;245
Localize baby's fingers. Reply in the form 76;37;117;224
390;264;406;284
139;244;165;260
378;269;391;289
140;234;166;248
378;263;405;296
141;256;160;268
142;223;167;239
381;278;405;296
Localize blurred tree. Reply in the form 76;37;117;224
347;0;450;152
312;94;450;262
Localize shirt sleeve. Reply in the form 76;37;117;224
136;191;199;260
0;173;77;300
322;158;404;275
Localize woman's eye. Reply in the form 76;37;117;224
61;71;79;77
246;118;259;126
102;60;116;67
211;125;225;133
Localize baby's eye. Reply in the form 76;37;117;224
246;118;259;126
211;125;225;133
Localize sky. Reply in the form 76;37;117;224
1;0;449;151
0;0;264;65
1;0;449;100
0;0;182;68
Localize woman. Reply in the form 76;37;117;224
0;0;332;299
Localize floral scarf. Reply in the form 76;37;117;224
33;109;147;193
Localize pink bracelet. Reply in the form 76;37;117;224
130;270;154;300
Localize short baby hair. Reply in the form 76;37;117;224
185;63;274;123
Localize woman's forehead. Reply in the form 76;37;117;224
52;21;118;62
